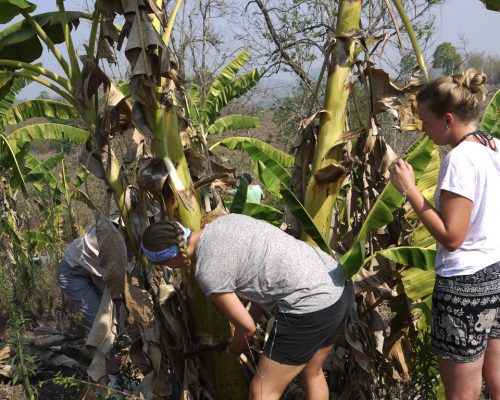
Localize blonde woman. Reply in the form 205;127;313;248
390;70;500;400
141;213;353;400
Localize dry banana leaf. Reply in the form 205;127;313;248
96;213;127;299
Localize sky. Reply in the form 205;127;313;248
8;0;500;99
430;0;499;56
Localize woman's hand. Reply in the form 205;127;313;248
209;293;256;356
390;159;416;194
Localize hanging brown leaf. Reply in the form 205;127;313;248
74;58;110;107
95;213;127;299
138;157;169;196
101;82;133;137
96;36;115;63
86;288;116;382
185;148;236;185
124;128;151;164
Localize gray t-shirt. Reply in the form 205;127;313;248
195;214;346;314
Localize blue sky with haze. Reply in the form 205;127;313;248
12;0;500;98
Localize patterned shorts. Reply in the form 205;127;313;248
431;262;500;362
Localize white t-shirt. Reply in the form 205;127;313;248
434;139;500;277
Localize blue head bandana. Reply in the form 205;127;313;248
141;222;191;263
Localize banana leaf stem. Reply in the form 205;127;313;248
21;11;71;80
391;0;429;82
87;9;100;60
57;0;80;83
163;0;183;44
0;60;72;92
11;72;77;107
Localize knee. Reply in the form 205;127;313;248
301;365;324;381
249;376;280;400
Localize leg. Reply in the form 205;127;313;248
438;356;484;400
300;344;333;400
483;338;500;399
57;260;102;327
248;355;305;400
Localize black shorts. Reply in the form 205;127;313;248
432;262;500;362
263;280;354;365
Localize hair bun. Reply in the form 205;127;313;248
452;69;487;96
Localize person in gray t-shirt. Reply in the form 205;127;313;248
141;214;353;400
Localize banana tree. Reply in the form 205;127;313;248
185;50;260;141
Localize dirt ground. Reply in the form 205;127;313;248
0;374;83;400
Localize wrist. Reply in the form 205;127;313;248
402;185;418;202
225;338;240;356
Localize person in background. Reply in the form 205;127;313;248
57;218;123;386
390;69;500;400
140;213;353;400
57;224;104;329
229;172;264;204
242;172;264;204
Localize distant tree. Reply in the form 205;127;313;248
463;52;500;83
36;90;51;99
432;42;462;75
399;52;418;80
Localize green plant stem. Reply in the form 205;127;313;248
21;11;71;79
0;60;72;92
163;0;183;44
57;0;80;83
391;0;429;82
302;0;361;243
87;9;100;59
11;73;77;107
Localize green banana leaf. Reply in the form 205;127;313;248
479;0;500;11
480;89;499;137
202;68;259;125
401;267;435;302
0;69;32;111
201;50;259;125
224;69;260;101
411;224;436;248
229;176;248;214
212;136;293;195
413;295;433;331
0;11;82;63
0;70;14;101
186;82;201;120
8;122;89;144
413;145;440;191
341;135;434;276
0;213;22;243
211;137;294;167
0;0;36;24
0;100;79;128
72;165;87;188
207;115;260;135
0;132;26;192
280;184;331;254
24;152;63;192
23;230;57;248
227;201;283;226
253;159;284;196
366;246;436;271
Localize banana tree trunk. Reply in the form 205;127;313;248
302;0;361;244
144;104;248;398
